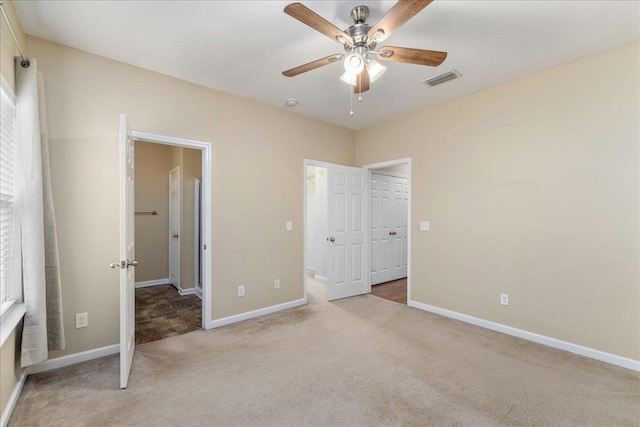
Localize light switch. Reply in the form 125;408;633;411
420;221;430;231
286;221;292;231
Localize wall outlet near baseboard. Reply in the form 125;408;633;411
75;312;88;328
274;279;280;289
238;285;245;297
500;294;509;306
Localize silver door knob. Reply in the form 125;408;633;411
127;260;138;267
327;237;335;242
109;262;119;269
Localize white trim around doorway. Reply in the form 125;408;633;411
363;158;412;302
131;130;213;330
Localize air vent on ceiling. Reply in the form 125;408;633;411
423;70;462;87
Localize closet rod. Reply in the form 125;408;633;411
0;2;29;68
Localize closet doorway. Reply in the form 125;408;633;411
134;141;204;344
366;159;411;305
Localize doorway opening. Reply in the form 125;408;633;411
133;141;203;344
302;159;411;305
305;164;329;301
119;115;212;388
369;163;409;304
366;160;410;305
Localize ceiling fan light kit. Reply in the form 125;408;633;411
340;59;386;86
282;0;448;114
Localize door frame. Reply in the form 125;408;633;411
302;159;371;302
130;130;213;329
363;158;412;302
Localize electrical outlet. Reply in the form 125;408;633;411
286;221;292;231
238;285;245;297
76;312;88;328
420;221;430;231
274;279;280;290
500;293;509;306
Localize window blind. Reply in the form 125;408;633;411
0;84;17;315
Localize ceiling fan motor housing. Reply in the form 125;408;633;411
350;5;369;24
343;6;377;53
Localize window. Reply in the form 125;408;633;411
0;79;20;317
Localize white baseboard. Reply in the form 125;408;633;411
194;286;202;300
408;300;640;372
135;278;170;288
207;298;307;329
0;369;26;427
179;287;196;296
26;344;120;375
314;274;328;282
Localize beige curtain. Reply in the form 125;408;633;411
16;57;65;367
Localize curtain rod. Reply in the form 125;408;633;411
0;2;29;68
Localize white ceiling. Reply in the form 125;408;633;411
14;1;640;130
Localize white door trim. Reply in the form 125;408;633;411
363;158;412;302
130;130;213;330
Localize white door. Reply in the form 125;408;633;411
169;167;180;290
390;176;409;280
119;114;136;389
326;164;368;300
370;174;391;285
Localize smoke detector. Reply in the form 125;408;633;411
285;98;298;108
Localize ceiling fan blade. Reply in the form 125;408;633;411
284;3;350;44
377;46;447;66
282;54;344;77
354;68;370;94
367;0;433;43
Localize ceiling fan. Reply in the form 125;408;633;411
282;0;447;94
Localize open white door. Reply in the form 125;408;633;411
326;164;368;300
119;114;136;389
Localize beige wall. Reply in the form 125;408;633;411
134;141;171;282
28;36;356;358
356;42;640;360
0;0;25;91
0;0;25;419
0;328;21;419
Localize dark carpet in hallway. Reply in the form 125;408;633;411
135;284;201;344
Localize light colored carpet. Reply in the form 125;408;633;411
10;279;640;426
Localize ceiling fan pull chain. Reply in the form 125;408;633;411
358;73;363;102
349;82;354;116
